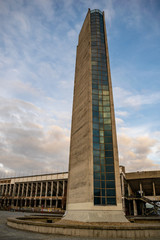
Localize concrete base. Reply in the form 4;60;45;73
63;210;128;222
7;216;160;239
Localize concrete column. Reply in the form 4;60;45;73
39;182;43;207
56;181;59;208
133;200;138;216
2;185;4;196
35;182;38;197
121;174;125;213
50;181;53;208
56;181;59;197
45;182;48;197
30;182;33;197
2;185;5;196
39;198;41;207
44;182;48;208
16;185;20;207
21;183;24;197
26;183;29;197
127;184;131;196
11;184;16;207
34;183;38;208
62;181;65;197
5;184;8;196
44;182;47;207
24;183;28;207
17;184;20;197
153;182;156;196
9;184;12;196
51;181;53;197
40;182;43;197
12;184;14;197
7;184;10;195
50;199;52;208
140;183;143;196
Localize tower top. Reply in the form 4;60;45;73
90;9;103;14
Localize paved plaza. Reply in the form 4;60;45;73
0;210;160;240
0;211;83;240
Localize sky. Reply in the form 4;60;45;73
0;0;160;177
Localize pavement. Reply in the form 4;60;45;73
0;210;160;240
0;210;80;240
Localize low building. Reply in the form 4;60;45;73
0;172;68;212
0;167;160;216
120;166;160;216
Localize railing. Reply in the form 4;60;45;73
125;195;160;215
90;9;103;15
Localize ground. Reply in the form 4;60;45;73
0;210;160;240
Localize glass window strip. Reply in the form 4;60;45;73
91;11;116;206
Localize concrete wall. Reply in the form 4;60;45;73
66;9;93;208
7;217;160;239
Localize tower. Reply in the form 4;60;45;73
64;9;127;222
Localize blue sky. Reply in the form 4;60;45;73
0;0;160;177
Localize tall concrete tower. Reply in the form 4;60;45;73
64;9;127;222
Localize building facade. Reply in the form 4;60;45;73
0;172;68;212
120;167;160;216
0;168;160;217
64;9;127;222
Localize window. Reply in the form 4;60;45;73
91;11;116;206
105;157;114;164
106;181;115;188
92;105;99;111
94;189;101;196
93;156;100;164
104;119;111;124
105;151;113;158
94;180;100;188
103;112;110;118
104;136;112;143
94;172;101;180
107;197;116;205
94;164;100;171
105;165;114;172
104;143;113;150
93;129;99;137
94;197;100;205
106;173;115;180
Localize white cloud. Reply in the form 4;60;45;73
0;97;70;177
116;117;124;126
114;87;160;108
116;110;128;117
103;0;115;26
13;12;31;35
0;163;15;177
117;126;160;172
